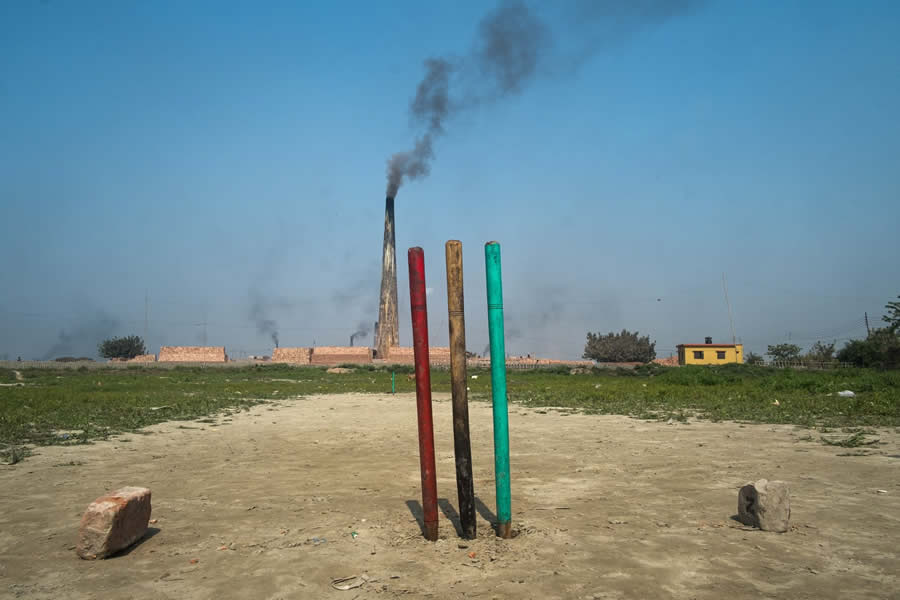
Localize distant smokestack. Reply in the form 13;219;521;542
705;336;713;345
376;196;399;358
350;326;369;347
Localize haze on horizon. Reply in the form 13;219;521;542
1;0;898;362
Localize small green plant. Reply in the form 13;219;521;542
821;432;880;448
745;351;765;365
1;446;30;465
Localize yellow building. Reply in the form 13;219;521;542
677;342;743;365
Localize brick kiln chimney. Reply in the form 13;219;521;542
376;196;399;358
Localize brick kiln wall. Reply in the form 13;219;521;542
271;347;312;364
158;346;227;363
384;346;452;365
310;346;373;365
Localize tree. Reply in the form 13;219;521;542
883;295;900;332
745;351;765;365
805;340;836;363
98;335;146;360
837;327;900;369
766;343;801;361
583;329;656;363
835;294;900;369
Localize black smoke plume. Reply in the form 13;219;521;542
42;310;119;360
249;292;281;349
350;322;372;346
386;0;702;196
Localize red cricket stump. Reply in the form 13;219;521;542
408;246;438;541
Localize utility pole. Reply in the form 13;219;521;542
722;272;736;345
144;290;149;343
865;312;870;336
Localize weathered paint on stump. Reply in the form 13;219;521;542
446;240;476;539
77;486;152;559
485;241;512;538
408;247;438;541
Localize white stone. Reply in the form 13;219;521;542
737;479;790;533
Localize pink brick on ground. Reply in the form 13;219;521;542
76;487;152;559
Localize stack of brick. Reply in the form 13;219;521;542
652;356;680;367
384;346;451;365
429;347;451;364
465;357;595;369
571;360;594;367
129;354;157;363
107;355;156;363
271;347;312;364
158;346;227;363
310;346;373;365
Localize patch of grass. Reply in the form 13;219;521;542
0;368;20;383
0;364;420;453
506;365;899;429
1;446;31;465
841;427;876;434
2;363;898;464
821;432;881;448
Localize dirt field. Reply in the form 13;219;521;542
1;393;898;599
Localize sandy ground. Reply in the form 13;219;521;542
1;392;899;600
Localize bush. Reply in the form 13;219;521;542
98;335;146;360
837;328;900;369
583;329;656;363
804;341;836;364
745;351;765;365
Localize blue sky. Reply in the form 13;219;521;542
1;0;898;360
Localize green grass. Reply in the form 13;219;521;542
0;364;432;452
0;445;30;464
504;363;899;428
1;363;898;460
